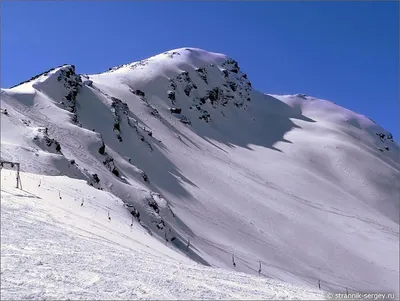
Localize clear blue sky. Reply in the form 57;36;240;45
1;1;398;140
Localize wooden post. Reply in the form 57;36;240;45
258;261;262;275
318;280;321;290
232;254;236;267
16;163;21;189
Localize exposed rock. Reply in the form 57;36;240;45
130;89;145;97
112;168;120;177
295;93;307;99
170;108;182;114
32;128;62;154
169;79;177;90
113;123;121;132
196;67;208;84
228;81;237;92
207;87;222;105
149;106;160;118
141;171;149;182
10;64;70;88
56;66;83;124
376;132;394;143
176;71;197;97
92;173;100;183
165;51;181;59
167;91;176;103
87;173;102;189
130;208;140;221
199;110;211;123
148;198;159;213
21;119;31;126
98;142;106;155
179;116;192;125
129;59;150;70
156;220;166;230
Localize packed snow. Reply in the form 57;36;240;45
0;169;325;300
1;47;399;298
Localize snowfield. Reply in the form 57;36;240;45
1;169;324;300
1;47;399;298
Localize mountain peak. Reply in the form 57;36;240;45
1;47;398;297
89;47;252;112
99;47;233;76
163;47;230;63
9;64;76;90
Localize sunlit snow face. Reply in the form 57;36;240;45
1;47;398;298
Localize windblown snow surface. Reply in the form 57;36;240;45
1;47;399;299
1;169;323;300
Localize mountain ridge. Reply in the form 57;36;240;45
6;47;397;145
1;47;399;295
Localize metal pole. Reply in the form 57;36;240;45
15;163;21;189
16;163;19;188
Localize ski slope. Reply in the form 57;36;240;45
0;169;324;300
1;47;399;297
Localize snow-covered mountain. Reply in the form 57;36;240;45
1;47;399;297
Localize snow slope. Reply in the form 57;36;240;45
0;169;324;300
1;47;399;296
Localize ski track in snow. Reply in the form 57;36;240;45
1;169;324;300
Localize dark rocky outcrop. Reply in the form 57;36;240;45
169;79;177;90
130;208;141;221
179;116;192;125
196;68;208;84
176;71;197;97
130;89;145;97
98;142;106;155
92;173;100;183
32;127;62;154
148;198;160;214
170;107;182;114
165;51;181;59
141;171;149;182
376;132;394;143
167;91;176;104
55;66;83;125
110;96;129;142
